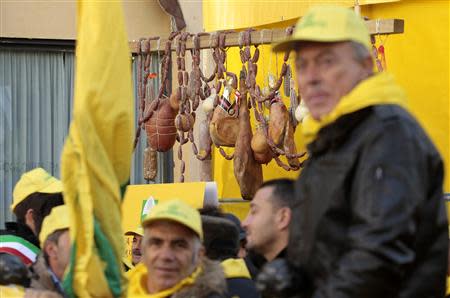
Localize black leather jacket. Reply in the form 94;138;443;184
289;105;448;298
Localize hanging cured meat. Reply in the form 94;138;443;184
268;97;289;147
209;104;239;147
145;98;177;152
234;71;263;200
143;147;157;180
283;118;300;168
134;28;307;187
251;124;273;164
209;76;239;147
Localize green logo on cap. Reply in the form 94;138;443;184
299;13;327;29
166;204;188;219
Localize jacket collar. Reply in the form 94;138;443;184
127;258;226;298
308;107;373;155
5;221;40;248
30;254;64;295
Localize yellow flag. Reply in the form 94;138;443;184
61;1;133;297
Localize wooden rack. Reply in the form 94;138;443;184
129;19;404;54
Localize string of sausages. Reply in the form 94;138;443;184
174;32;191;182
212;32;237;161
188;33;213;161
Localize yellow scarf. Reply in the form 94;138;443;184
221;258;251;279
0;285;25;298
123;257;134;271
127;263;202;298
302;72;407;145
447;275;450;296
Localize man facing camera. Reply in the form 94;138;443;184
127;200;227;298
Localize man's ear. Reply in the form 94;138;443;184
25;209;36;235
362;55;374;77
44;242;58;261
276;207;292;231
198;245;205;259
192;244;205;267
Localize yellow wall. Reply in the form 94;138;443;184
361;1;449;193
203;0;399;31
203;0;450;199
220;200;251;221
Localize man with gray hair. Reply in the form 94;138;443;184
256;5;448;298
127;200;227;298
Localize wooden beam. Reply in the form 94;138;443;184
366;19;404;35
129;19;404;54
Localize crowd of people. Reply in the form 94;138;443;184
1;5;449;298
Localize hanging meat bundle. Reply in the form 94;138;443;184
133;28;306;199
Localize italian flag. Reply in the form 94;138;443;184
0;235;40;265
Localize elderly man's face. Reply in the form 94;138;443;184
296;42;372;120
143;220;203;294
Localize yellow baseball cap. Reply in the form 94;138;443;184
11;168;63;211
273;5;371;53
125;227;144;237
39;205;70;244
142;199;203;240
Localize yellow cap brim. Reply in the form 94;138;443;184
125;231;143;237
143;216;203;240
39;205;70;244
40;180;63;194
272;36;370;53
11;180;63;211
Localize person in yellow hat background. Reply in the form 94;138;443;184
28;205;70;297
127;199;227;298
0;168;64;266
256;5;448;298
123;226;144;271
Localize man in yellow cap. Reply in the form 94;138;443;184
0;168;64;266
127;199;227;298
123;226;144;270
28;205;70;297
256;5;448;298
